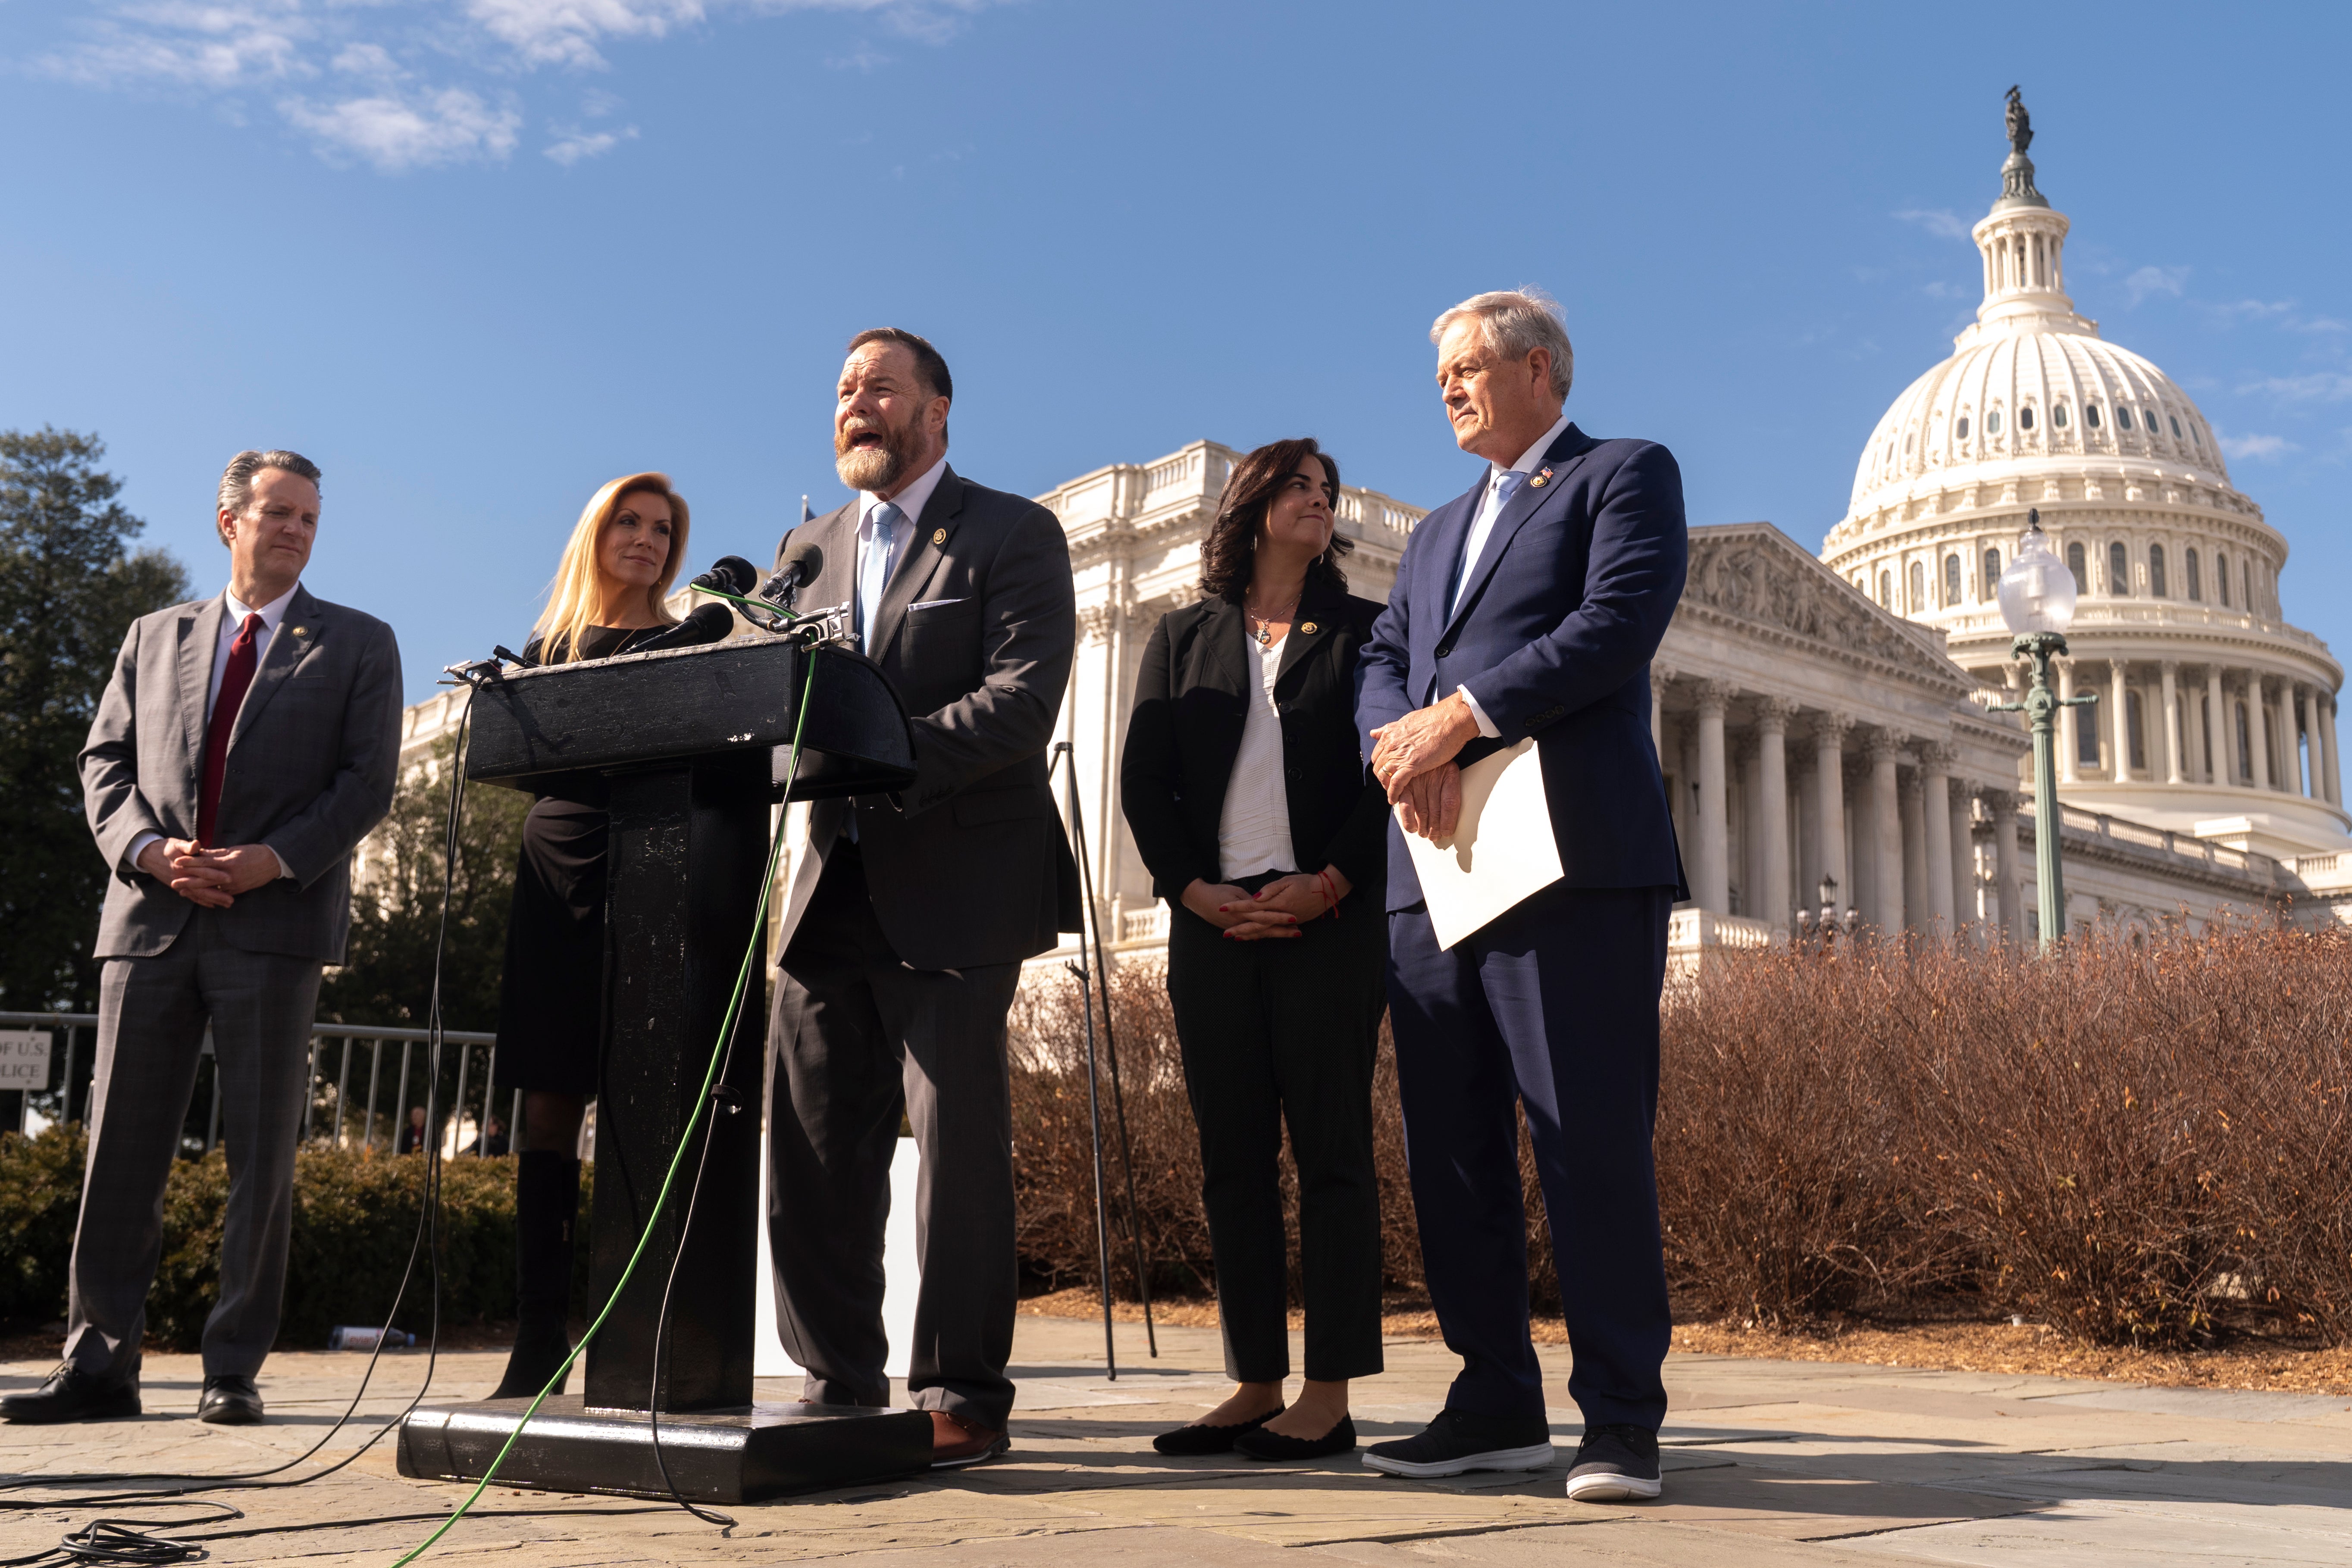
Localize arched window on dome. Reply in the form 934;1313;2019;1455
2066;541;2087;592
2086;403;2103;430
1944;553;1961;606
1987;409;2004;436
1877;569;1891;607
2170;415;2183;438
2190;421;2203;449
2108;541;2130;596
2117;406;2135;432
2149;545;2168;598
2053;402;2070;429
2186;548;2202;602
1955;414;1971;441
1908;560;1926;612
1981;547;2001;601
2019;405;2036;431
2126;691;2148;773
2215;551;2230;607
1905;431;1915;454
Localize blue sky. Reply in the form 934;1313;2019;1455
3;1;2346;703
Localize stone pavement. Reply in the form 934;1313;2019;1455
4;1315;2349;1566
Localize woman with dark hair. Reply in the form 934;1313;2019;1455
1120;438;1389;1461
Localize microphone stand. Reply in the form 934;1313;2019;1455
1050;742;1158;1376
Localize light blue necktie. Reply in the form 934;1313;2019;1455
858;500;905;657
1448;469;1524;622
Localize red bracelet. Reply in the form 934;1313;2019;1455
1318;867;1340;918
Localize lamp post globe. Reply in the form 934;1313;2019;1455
1997;510;2076;636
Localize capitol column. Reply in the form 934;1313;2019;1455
1810;714;1852;918
1921;744;1956;935
2248;674;2272;791
2160;661;2186;785
1988;790;2023;943
2321;695;2342;807
2109;659;2132;778
1948;776;1977;937
2299;685;2321;797
1867;731;1906;934
2205;667;2229;782
1694;681;1733;914
2056;658;2080;783
1756;699;1796;929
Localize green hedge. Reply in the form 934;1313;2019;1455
0;1126;597;1351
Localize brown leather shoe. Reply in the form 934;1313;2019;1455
928;1409;1008;1468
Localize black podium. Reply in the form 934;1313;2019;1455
396;635;936;1502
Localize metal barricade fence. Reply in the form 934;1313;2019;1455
0;1012;510;1157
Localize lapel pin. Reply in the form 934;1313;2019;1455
932;528;947;545
1300;622;1318;634
289;626;307;637
1528;466;1553;489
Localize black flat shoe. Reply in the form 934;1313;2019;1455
1152;1406;1283;1455
198;1374;263;1425
1234;1414;1356;1461
0;1363;141;1424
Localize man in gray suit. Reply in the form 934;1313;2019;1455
766;329;1077;1469
1;451;401;1426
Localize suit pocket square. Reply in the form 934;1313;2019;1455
908;598;968;611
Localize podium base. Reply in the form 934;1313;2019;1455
396;1397;934;1503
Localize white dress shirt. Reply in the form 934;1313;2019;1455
1450;412;1573;739
856;453;949;650
127;584;300;876
1217;632;1297;881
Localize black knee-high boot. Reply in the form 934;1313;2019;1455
490;1151;580;1400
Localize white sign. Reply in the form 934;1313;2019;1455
1400;738;1566;949
0;1030;53;1089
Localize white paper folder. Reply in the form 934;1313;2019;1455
1400;738;1564;949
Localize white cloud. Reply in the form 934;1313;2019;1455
2217;432;2299;461
545;122;637;162
2237;372;2352;404
2123;265;2189;306
281;87;522;169
1894;208;1969;240
37;0;1008;171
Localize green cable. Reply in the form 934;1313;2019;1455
392;650;821;1567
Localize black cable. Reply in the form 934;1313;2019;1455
3;1503;678;1568
0;700;482;1548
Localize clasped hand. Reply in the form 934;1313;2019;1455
1182;869;1351;941
136;838;281;908
1369;692;1480;840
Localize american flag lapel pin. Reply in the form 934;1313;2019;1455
1529;466;1553;489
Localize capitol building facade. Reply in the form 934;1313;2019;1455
389;106;2352;964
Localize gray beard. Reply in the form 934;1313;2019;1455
835;438;908;493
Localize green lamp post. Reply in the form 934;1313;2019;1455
1990;509;2098;949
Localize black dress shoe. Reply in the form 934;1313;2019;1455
1234;1414;1356;1462
0;1363;141;1424
1362;1407;1553;1477
1151;1406;1282;1456
198;1374;263;1425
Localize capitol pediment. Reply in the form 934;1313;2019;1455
1684;522;1974;696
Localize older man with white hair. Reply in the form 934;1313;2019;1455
1355;289;1688;1500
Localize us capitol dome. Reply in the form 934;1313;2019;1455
1821;92;2347;861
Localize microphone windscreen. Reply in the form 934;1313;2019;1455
690;555;759;595
777;538;823;586
631;601;735;653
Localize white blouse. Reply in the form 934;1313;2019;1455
1217;632;1297;881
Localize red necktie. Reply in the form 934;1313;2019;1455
198;613;264;845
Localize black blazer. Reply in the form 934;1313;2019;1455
1121;576;1387;904
770;465;1082;970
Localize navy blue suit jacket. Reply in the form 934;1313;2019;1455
1356;422;1689;912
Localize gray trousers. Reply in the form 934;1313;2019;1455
66;914;321;1383
765;842;1021;1431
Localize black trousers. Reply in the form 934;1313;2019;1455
1165;883;1386;1383
766;841;1021;1430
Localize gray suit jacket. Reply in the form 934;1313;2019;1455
772;465;1080;971
80;585;404;963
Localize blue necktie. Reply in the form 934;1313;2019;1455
1448;469;1524;622
858;501;904;657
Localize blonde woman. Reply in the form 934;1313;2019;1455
487;474;689;1400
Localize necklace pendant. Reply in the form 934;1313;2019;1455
1254;626;1272;647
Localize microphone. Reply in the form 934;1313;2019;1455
688;556;759;596
629;601;734;653
760;539;824;610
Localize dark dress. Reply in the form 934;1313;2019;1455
492;625;658;1095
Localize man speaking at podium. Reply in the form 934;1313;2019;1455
765;329;1077;1468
